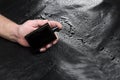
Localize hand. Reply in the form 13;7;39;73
17;20;62;52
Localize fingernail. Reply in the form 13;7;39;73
46;44;52;48
53;40;58;45
40;48;46;52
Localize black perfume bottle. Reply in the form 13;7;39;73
25;23;60;49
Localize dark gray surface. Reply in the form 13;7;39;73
0;0;120;80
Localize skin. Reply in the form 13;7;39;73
0;14;62;52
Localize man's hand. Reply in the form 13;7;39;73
0;15;62;52
17;20;62;52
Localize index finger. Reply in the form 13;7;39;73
48;21;62;30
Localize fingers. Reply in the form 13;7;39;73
48;21;62;29
36;20;62;30
39;39;59;52
35;20;48;26
27;20;48;28
40;48;46;52
28;19;62;30
28;20;62;52
46;44;52;48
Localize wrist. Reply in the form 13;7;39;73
9;24;20;42
15;24;30;47
0;22;20;43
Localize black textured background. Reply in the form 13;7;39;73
0;0;120;80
